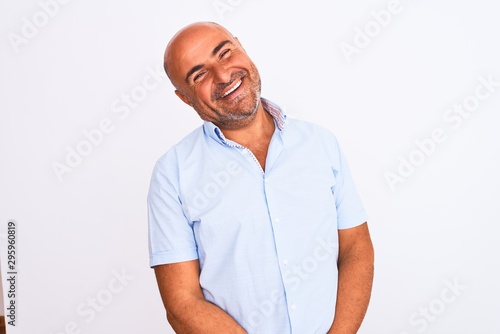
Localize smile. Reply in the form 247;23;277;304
221;79;242;98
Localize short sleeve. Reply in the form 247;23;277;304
147;151;198;267
318;128;368;229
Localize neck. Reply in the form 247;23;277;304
220;100;275;147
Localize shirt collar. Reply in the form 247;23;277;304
203;97;287;144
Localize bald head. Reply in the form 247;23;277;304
161;21;262;130
164;22;236;89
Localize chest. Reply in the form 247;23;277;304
245;139;271;171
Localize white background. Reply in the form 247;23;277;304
1;0;499;333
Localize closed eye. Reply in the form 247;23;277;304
220;49;231;60
193;71;206;82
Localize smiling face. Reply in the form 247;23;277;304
165;22;262;130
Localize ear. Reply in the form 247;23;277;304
234;37;246;52
175;89;192;107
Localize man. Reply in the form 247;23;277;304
148;22;374;333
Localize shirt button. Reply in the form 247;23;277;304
264;178;269;183
291;303;297;310
274;217;280;223
283;259;289;265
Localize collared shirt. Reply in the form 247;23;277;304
148;98;368;333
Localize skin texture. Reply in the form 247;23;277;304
328;222;374;334
155;260;247;333
155;21;374;333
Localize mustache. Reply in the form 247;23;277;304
212;70;246;99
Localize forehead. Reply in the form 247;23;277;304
167;25;234;79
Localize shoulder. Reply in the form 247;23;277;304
150;125;206;185
285;116;341;148
284;117;344;171
155;126;205;166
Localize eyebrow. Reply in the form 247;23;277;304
212;40;231;56
185;40;233;83
185;64;203;83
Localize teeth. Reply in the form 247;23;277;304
221;80;242;98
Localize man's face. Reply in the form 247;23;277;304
166;24;262;129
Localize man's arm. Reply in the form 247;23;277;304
328;222;374;334
154;260;247;334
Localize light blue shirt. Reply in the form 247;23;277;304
148;98;368;333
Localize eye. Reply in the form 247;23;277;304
220;49;231;60
193;71;206;82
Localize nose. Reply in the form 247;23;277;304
212;63;231;84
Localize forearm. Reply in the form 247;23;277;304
328;239;374;333
154;262;247;334
167;297;247;334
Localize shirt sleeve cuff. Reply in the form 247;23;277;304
337;210;369;230
150;248;199;267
